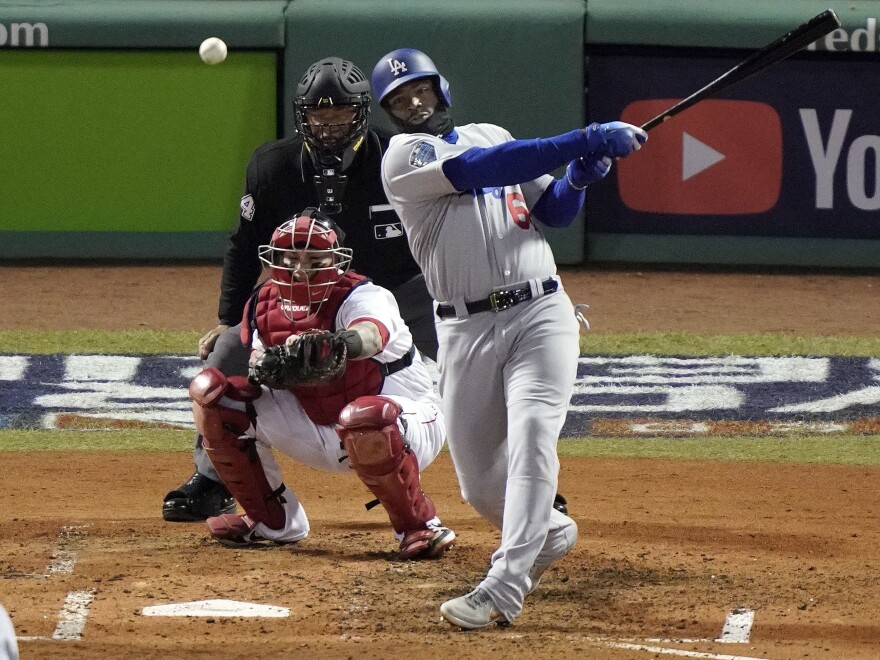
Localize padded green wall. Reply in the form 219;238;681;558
0;50;276;255
283;0;587;263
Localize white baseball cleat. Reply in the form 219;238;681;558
440;588;508;629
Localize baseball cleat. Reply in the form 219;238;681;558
440;588;508;630
205;513;299;549
553;493;569;515
162;471;236;522
398;525;456;560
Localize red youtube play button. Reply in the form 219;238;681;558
617;99;782;215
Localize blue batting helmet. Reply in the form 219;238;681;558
371;48;452;107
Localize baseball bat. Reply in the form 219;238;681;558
640;8;841;131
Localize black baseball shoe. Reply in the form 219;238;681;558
162;471;236;522
553;493;569;515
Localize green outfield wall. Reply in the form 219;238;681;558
0;0;877;267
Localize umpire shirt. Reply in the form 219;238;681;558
218;129;421;326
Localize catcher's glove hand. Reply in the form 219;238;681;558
248;331;348;389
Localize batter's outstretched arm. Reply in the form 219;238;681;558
441;122;644;191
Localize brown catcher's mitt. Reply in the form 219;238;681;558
248;331;348;389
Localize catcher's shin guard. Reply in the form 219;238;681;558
337;396;437;538
189;368;285;530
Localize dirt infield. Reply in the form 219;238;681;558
2;263;880;659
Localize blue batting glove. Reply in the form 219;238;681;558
584;121;648;159
566;156;611;190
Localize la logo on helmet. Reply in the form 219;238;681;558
387;59;408;76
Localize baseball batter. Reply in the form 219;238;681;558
371;48;647;628
190;208;454;559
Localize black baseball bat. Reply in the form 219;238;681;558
640;8;841;131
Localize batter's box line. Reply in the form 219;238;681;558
3;524;89;579
18;588;98;643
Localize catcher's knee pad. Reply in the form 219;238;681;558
189;369;284;530
337;396;436;535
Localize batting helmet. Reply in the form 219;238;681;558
294;58;371;163
371;48;452;107
259;208;353;320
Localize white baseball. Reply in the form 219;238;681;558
199;37;227;65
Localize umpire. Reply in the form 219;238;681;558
162;57;438;521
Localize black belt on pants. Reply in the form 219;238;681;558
436;278;558;320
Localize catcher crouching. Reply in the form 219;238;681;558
188;207;454;560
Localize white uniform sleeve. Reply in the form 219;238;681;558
335;283;413;361
382;134;471;204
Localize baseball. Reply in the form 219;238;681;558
199;37;227;65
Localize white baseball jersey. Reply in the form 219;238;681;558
381;123;557;304
380;122;580;622
225;281;444;543
250;281;436;401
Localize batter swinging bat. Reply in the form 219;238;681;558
640;8;841;131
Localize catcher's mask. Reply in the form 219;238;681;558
294;58;371;168
259;208;353;321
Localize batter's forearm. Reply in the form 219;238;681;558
441;129;590;190
531;178;584;228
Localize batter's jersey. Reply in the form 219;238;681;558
381;123;557;304
218;129;422;326
249;282;437;403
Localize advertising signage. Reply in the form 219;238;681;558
587;55;880;239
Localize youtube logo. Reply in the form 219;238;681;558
617;100;782;215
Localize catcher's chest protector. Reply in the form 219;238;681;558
250;273;383;425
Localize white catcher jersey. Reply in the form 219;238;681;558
381;123;557;304
251;281;436;401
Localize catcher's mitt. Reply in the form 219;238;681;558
249;331;348;389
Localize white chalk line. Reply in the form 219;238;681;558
51;589;97;640
598;641;767;660
15;526;95;643
45;525;88;575
717;609;755;643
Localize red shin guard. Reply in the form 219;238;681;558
189;369;286;530
337;396;436;535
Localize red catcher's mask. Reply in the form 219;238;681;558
258;208;352;321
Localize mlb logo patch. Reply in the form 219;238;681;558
374;223;404;239
409;142;437;168
240;194;256;221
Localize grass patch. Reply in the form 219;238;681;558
0;329;200;354
4;430;879;467
0;429;194;451
583;332;880;357
2;329;878;357
558;435;880;465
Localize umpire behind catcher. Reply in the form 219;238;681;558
162;57;437;522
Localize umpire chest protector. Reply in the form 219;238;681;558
244;272;384;425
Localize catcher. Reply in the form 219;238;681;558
188;207;455;560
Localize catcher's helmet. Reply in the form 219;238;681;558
260;208;353;320
371;48;452;108
294;58;371;165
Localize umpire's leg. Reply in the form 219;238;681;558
162;324;251;521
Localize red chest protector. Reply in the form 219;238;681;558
243;272;385;425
